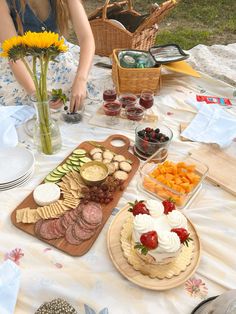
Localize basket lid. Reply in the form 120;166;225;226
149;44;189;64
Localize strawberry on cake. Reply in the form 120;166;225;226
128;199;192;264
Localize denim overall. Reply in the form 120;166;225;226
6;0;58;33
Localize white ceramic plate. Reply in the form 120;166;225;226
0;170;33;191
0;167;34;188
0;147;34;184
109;19;126;30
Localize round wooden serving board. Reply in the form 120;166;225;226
107;204;201;290
11;135;140;256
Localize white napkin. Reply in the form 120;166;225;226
0;260;21;314
181;99;236;148
0;105;35;148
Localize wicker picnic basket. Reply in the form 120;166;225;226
89;0;177;57
112;48;162;95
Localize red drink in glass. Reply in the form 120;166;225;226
119;94;137;108
103;89;117;102
139;90;154;109
103;101;121;116
126;106;144;121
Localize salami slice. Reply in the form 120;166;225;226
77;217;100;231
38;219;62;240
68;209;78;221
82;202;103;225
63;212;75;226
54;218;66;236
34;219;44;236
73;223;95;241
65;225;82;245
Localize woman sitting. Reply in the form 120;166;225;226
0;0;95;112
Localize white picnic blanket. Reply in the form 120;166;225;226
0;43;236;314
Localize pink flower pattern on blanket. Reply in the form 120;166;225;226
4;248;24;265
184;277;208;299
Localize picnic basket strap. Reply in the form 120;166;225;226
102;0;134;20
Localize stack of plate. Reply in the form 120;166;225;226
0;147;35;191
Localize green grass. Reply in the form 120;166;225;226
83;0;236;50
155;28;212;50
133;0;236;49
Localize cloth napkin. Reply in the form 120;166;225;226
0;105;35;148
181;98;236;148
0;260;21;314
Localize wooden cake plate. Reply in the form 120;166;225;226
107;205;201;291
11;135;140;256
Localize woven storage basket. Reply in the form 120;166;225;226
89;0;177;57
112;48;161;95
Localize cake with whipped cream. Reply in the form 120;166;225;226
128;199;192;264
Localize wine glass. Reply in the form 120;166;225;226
139;90;154;120
103;80;117;102
126;105;145;128
139;90;154;109
103;100;121;126
118;93;137;118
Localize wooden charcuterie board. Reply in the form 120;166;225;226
190;145;236;196
11;135;140;256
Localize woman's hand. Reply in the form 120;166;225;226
70;77;87;112
49;98;63;109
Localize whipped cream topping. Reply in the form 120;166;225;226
145;200;164;218
155;231;181;253
167;210;187;229
133;214;155;235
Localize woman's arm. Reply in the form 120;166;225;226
67;0;95;112
0;0;36;95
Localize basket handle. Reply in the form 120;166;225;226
134;0;177;33
102;0;134;20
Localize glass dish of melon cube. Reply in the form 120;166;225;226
138;148;209;209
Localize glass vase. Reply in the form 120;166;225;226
33;100;62;155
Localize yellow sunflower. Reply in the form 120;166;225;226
1;36;24;58
22;31;68;52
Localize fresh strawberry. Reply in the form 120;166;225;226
145;127;153;133
135;231;158;255
151;131;156;139
128;200;150;216
162;199;176;214
171;228;193;246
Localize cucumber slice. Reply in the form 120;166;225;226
48;172;62;178
69;156;79;162
73;148;87;155
52;169;64;176
79;157;92;163
66;159;74;166
57;165;69;174
72;166;80;171
45;174;61;182
62;164;70;172
67;165;74;171
71;160;80;166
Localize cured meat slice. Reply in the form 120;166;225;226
38;219;62;240
54;218;66;236
65;225;82;245
34;219;44;236
68;209;78;221
63;212;75;226
73;223;94;241
82;202;103;225
77;217;100;231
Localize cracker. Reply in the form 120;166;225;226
16;208;28;223
28;209;39;223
